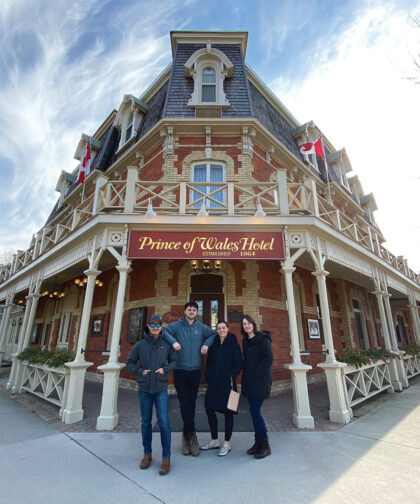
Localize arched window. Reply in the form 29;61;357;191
125;111;134;143
202;67;216;102
191;162;226;208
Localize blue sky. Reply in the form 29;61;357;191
0;0;419;270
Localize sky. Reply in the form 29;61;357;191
0;0;419;271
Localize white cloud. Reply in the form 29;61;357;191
271;5;420;271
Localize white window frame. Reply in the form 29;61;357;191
57;311;73;348
124;111;134;143
352;298;369;350
190;162;226;208
201;66;217;103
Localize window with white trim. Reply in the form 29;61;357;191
202;67;216;102
190;162;226;208
125;111;134;143
57;312;73;347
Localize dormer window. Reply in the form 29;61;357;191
184;42;233;109
114;94;149;151
125;111;134;143
202;67;216;102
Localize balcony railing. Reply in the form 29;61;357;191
1;170;419;286
402;354;420;380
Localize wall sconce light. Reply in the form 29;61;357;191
254;197;266;218
145;198;157;218
191;259;222;273
197;198;209;217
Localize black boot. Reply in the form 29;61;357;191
247;435;259;455
254;437;271;459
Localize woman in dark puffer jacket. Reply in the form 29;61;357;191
241;314;273;459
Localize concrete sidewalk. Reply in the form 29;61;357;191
1;379;419;504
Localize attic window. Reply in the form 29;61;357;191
184;42;233;108
125;112;134;143
202;67;216;102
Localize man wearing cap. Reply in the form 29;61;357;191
162;301;217;456
126;314;176;475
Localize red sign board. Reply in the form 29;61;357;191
128;231;285;260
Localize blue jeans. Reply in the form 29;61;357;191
248;398;268;440
138;390;171;458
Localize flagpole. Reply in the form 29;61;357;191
321;138;332;204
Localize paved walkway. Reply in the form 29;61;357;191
0;367;345;433
1;374;419;504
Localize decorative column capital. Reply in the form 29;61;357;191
84;268;101;278
116;262;132;274
311;269;329;278
281;266;295;275
371;290;383;297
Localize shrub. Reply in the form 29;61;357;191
399;342;420;356
17;347;75;368
337;347;394;369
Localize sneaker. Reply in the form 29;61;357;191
200;440;220;450
218;444;231;457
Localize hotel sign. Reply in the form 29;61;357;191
128;231;285;260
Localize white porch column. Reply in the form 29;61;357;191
408;303;420;344
13;294;42;392
7;296;33;391
313;270;351;424
0;302;13;367
383;293;408;388
282;264;314;428
62;268;99;424
96;261;131;430
373;290;402;391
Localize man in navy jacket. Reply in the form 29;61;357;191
163;301;216;456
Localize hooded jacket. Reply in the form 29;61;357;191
242;331;273;400
162;317;216;371
126;331;177;393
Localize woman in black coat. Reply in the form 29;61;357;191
241;314;273;459
200;320;242;457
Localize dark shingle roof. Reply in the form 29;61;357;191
249;82;302;159
137;80;168;139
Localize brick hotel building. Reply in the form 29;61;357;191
0;31;419;430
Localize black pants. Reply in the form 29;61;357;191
174;369;201;434
205;407;234;441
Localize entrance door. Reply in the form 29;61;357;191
190;294;224;329
190;274;224;329
190;274;224;383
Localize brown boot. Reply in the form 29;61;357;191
140;453;152;469
159;458;170;476
254;437;271;459
247;436;260;455
182;433;191;455
188;431;200;456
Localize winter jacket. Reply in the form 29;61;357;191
242;331;273;400
126;331;177;393
162;318;216;371
204;332;243;414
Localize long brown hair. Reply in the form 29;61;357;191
241;314;258;337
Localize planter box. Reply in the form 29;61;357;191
341;359;393;407
21;361;70;409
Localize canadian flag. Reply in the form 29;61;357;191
76;141;92;184
299;139;325;159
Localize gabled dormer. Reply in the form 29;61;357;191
327;148;352;190
55;170;76;206
114;94;149;151
359;193;378;225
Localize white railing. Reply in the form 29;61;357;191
20;362;70;410
342;359;394;408
402;354;420;380
1;171;419;287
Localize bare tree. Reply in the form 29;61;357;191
407;14;420;85
0;248;14;266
